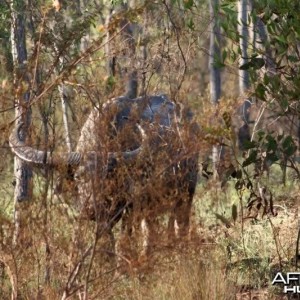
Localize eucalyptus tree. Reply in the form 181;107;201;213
209;0;221;176
219;0;300;214
237;0;251;150
10;0;33;252
10;0;32;202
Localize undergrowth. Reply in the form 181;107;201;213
0;166;299;299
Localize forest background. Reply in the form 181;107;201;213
0;0;300;299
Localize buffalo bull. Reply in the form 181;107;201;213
9;94;200;256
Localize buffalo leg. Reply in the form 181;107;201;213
173;198;192;239
140;215;158;258
115;210;134;270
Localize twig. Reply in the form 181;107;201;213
62;246;92;300
162;0;187;95
268;217;283;269
11;20;132;126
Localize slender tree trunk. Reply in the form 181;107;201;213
79;0;91;52
58;74;72;152
105;3;138;98
255;15;276;77
237;0;251;149
120;2;138;99
27;2;53;285
11;0;33;248
209;0;221;103
140;9;148;96
252;7;289;183
56;47;72;152
105;7;116;78
10;1;33;297
11;0;32;201
238;0;250;95
53;6;73;152
209;0;221;176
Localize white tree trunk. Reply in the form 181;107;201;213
255;15;276;77
209;0;221;175
58;73;72;152
53;6;73;152
105;7;116;77
11;0;33;248
121;2;138;98
238;0;250;95
237;0;251;149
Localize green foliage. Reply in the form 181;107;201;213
170;0;194;10
110;0;127;5
239;57;265;70
0;2;12;75
186;18;195;31
220;0;300;191
183;0;194;10
1;0;300;298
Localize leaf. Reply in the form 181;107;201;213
232;204;238;223
263;73;270;85
266;152;279;163
230;51;237;62
242;150;257;167
251;57;265;70
187;18;195;31
279;98;289;111
282;136;297;156
222;50;227;63
277;134;284;141
105;75;116;89
183;0;194;10
239;61;252;70
255;83;266;99
213;60;225;68
215;213;231;228
246;181;253;189
222;6;236;15
221;20;228;32
287;55;299;63
243;140;257;150
257;130;266;140
240;57;264;70
275;35;287;44
235;170;242;179
266;135;277;151
235;179;244;190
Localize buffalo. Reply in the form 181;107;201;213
9;94;200;257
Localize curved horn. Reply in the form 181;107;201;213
10;122;146;166
107;123;146;162
9;123;82;166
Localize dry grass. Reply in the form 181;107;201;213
0;3;299;299
111;246;236;300
0;173;299;299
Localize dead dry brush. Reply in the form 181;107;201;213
0;1;299;299
0;3;225;299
